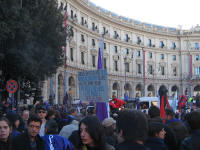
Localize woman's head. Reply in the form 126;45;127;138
148;122;166;139
0;117;12;142
6;112;20;129
79;116;105;149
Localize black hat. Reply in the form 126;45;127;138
45;119;58;134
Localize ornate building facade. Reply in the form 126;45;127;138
42;0;200;104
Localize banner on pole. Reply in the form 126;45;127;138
78;69;108;102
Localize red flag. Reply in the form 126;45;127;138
166;95;171;108
160;96;165;118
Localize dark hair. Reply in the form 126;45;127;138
36;105;46;113
187;111;200;130
6;112;20;129
104;125;115;137
165;108;175;117
46;109;56;120
148;122;165;137
68;107;77;115
78;116;106;150
116;110;148;142
148;106;160;118
0;117;12;128
45;119;58;134
28;114;42;125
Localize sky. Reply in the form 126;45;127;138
90;0;200;30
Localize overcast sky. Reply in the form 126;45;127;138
90;0;200;30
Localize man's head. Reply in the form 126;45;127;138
22;110;29;122
116;110;148;144
36;106;47;120
148;105;160;118
69;107;77;117
45;119;58;135
165;108;175;121
27;115;42;138
187;111;200;131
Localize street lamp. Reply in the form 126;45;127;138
124;56;127;92
142;47;145;97
64;24;74;96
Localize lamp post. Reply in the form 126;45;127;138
63;24;73;99
142;47;145;97
124;57;127;94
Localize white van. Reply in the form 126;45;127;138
139;97;160;113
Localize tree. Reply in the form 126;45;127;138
0;0;66;100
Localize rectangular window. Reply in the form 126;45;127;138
160;54;164;59
149;52;152;59
81;52;85;64
114;46;118;53
114;31;118;39
81;17;84;25
131;53;134;59
125;63;129;72
161;66;165;75
125;34;129;42
104;43;106;49
172;42;176;49
126;48;129;55
70;48;73;61
173;67;177;76
137;50;140;57
92;22;95;31
138;64;141;74
71;10;74;19
137;37;141;45
92;55;96;67
103;27;106;34
160;41;164;48
81;34;85;42
195;42;199;50
148;39;152;47
104;58;107;69
196;55;199;61
114;61;118;71
195;67;200;75
92;39;95;46
172;55;176;61
149;65;153;74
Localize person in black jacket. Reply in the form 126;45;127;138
145;122;168;150
115;110;148;150
12;114;45;150
180;111;200;150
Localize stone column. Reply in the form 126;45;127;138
55;72;58;104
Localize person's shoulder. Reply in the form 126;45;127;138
13;132;27;140
106;143;115;150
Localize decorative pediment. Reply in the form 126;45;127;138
79;45;88;52
125;57;132;63
171;63;178;67
90;49;98;56
136;58;143;63
113;55;120;61
147;60;155;65
69;40;76;48
103;51;109;58
159;62;166;66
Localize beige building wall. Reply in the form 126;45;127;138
43;0;200;104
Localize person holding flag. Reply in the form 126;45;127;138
158;87;171;123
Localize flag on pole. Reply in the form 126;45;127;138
63;5;68;108
96;37;108;122
160;95;171;123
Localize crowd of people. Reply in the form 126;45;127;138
0;98;200;150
